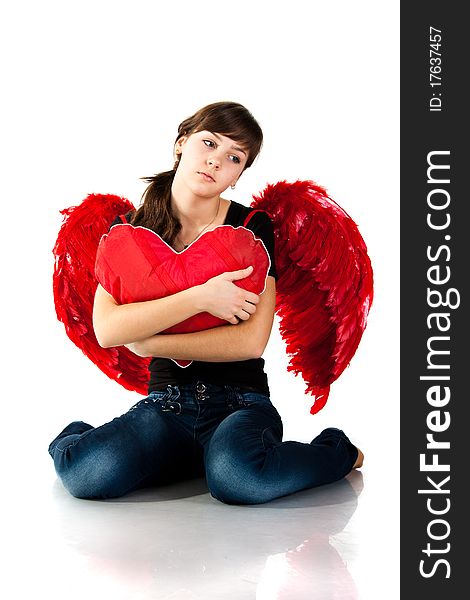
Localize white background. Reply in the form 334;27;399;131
1;1;399;598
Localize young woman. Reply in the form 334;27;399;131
48;101;363;504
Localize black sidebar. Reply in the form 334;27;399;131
401;2;467;598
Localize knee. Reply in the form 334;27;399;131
54;447;131;500
205;451;271;506
62;472;123;500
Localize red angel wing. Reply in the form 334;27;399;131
52;193;150;396
251;180;374;414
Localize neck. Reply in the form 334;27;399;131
171;179;221;229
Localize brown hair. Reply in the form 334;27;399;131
130;101;263;245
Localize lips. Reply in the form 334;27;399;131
198;171;215;182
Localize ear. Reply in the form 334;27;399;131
174;135;188;155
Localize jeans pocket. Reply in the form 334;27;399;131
128;398;151;412
238;392;272;407
129;390;170;412
239;393;282;425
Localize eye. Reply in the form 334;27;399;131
203;139;216;148
229;155;241;164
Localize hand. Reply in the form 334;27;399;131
198;266;260;325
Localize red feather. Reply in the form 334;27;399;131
251;180;374;414
52;193;150;396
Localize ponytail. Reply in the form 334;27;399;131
131;164;181;245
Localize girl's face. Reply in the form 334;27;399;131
174;130;248;197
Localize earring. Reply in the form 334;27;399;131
231;183;236;190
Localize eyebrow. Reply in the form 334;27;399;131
211;131;247;155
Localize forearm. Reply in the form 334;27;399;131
134;321;266;362
93;284;206;348
129;275;277;361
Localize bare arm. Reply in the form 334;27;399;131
125;276;277;362
92;283;207;348
92;266;259;348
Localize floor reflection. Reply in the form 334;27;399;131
51;470;363;598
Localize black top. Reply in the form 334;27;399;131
109;200;277;395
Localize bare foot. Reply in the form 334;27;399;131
352;447;364;469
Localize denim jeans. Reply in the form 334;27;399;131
48;381;358;505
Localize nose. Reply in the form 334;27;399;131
207;153;221;169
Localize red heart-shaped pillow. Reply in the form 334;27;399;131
95;224;270;366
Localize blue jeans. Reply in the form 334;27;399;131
48;381;358;505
